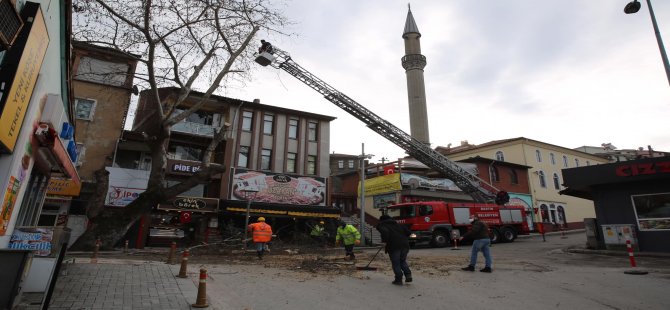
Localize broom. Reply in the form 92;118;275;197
356;246;384;271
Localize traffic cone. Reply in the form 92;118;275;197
192;268;209;308
451;238;461;250
177;250;189;278
167;241;177;264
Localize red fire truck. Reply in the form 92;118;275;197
385;201;530;247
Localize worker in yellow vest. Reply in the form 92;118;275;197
248;217;272;259
335;220;361;260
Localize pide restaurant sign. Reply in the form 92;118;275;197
168;159;202;175
158;196;219;213
0;5;49;153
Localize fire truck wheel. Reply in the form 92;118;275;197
489;228;501;244
430;231;449;248
501;227;517;243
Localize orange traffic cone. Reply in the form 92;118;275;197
177;250;189;278
167;241;177;264
192;268;209;308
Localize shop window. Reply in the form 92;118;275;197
75;98;97;120
631;193;670;230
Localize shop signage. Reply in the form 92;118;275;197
615;161;670;177
158;196;219;213
373;193;396;209
8;227;53;256
105;186;144;207
231;169;326;206
363;173;401;196
172;162;201;174
0;176;21;236
47;177;81;196
0;6;49;153
400;173;460;192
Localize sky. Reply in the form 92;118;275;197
220;0;670;163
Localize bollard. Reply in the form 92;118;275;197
623;236;648;275
91;239;100;263
192;268;209;308
451;238;460;250
167;241;177;264
177;250;189;278
124;240;129;253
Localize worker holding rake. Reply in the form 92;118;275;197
376;215;413;285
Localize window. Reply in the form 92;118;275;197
308;121;318;141
563;155;569;168
75;143;86;167
288;119;298;139
495;151;505;161
631;193;670;230
263;114;274;135
553;173;560;190
242;111;253;131
540;204;549;223
75;56;130;86
550;153;556;165
75;98;96;120
509;169;518;184
557;206;566;225
168;145;203;161
287;152;297;173
535;150;542;162
238;146;249;168
489;166;500;182
338;160;344;169
307;155;317;175
176;109;213;125
574;159;580;167
348;160;354;169
419;205;433;216
261;149;272;170
538;171;546;188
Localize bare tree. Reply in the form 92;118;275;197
71;0;290;249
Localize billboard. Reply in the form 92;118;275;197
231;169;326;206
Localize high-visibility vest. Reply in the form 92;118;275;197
248;222;272;243
311;225;325;236
336;224;361;245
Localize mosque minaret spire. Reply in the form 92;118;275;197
401;4;430;144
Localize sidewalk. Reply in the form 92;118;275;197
17;259;199;310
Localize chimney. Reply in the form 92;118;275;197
460;140;469;146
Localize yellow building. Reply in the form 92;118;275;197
438;137;610;229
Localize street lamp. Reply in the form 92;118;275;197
241;187;259;249
358;143;374;242
624;0;670;87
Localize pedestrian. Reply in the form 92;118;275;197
310;220;327;247
247;217;272;260
460;214;492;272
335;220;361;260
376;215;412;285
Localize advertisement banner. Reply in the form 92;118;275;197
105;186;144;207
8;227;54;256
231;169;326;206
373;193;397;209
400;173;461;191
361;173;401;196
0;176;21;236
47;177;82;196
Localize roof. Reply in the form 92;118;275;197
73;41;141;61
457;156;532;169
436;137;607;161
403;6;421;37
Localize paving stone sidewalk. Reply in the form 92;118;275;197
44;259;198;310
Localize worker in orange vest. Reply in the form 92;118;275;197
248;217;273;259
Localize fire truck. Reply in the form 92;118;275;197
386;201;530;247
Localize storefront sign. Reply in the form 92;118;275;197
616;161;670;177
170;161;201;174
158;196;219;213
0;177;21;236
373;193;396;209
0;6;49;153
8;227;54;256
400;173;460;192
105;186;144;207
232;169;326;206
47;177;81;196
362;173;401;196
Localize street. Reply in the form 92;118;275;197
38;232;670;310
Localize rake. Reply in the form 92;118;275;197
356;247;383;271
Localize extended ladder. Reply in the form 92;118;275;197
255;48;499;203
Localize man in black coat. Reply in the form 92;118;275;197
459;214;493;273
376;214;412;285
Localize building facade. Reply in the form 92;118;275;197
438;138;610;230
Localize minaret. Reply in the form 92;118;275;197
401;5;430;145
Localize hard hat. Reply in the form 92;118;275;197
319;221;325;225
258;217;265;222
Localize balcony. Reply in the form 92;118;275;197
171;121;215;137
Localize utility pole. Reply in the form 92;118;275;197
359;143;373;242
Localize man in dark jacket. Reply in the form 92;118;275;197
459;214;492;273
376;215;412;285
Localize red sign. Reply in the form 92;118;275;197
383;165;395;175
180;212;193;224
615;161;670;177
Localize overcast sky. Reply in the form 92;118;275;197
222;0;670;162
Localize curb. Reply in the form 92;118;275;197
566;247;670;259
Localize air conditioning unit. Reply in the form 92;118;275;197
0;0;23;51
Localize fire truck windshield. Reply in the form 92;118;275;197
387;205;417;219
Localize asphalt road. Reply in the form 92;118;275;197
194;232;670;309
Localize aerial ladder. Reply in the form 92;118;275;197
255;46;505;204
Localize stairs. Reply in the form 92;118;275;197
340;216;382;245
